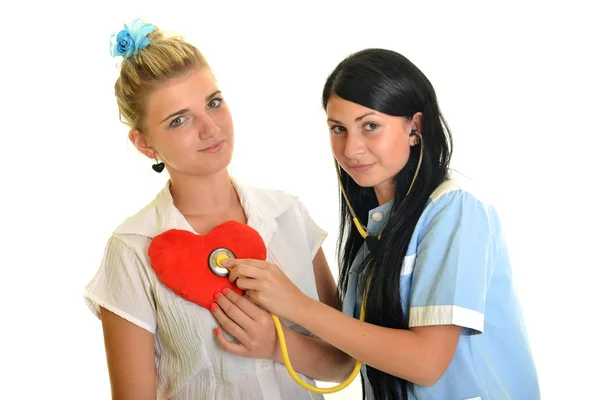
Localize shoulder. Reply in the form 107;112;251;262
101;233;146;263
112;183;172;238
416;170;499;236
113;199;159;234
425;170;494;214
429;170;490;205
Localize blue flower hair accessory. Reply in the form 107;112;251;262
110;19;156;60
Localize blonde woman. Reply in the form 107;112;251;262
83;19;349;400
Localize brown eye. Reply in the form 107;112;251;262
330;125;346;134
364;122;379;131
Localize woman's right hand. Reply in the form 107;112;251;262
211;288;280;361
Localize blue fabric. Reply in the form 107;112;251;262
110;19;155;59
342;174;540;399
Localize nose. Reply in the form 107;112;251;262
197;112;220;139
344;132;365;159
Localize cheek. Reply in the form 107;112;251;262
373;134;411;168
158;129;194;155
330;137;346;159
217;108;234;132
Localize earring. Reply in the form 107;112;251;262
410;129;421;145
152;159;165;173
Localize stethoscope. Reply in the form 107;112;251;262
206;247;365;394
209;131;423;394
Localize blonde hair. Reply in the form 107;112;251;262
114;26;209;131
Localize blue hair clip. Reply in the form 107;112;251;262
110;19;156;60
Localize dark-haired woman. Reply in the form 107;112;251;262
213;48;540;400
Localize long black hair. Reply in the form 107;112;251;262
322;49;453;399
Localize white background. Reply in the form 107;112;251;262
1;0;598;399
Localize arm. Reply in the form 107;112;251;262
291;297;461;387
100;307;157;399
226;257;461;386
273;248;354;382
84;236;158;399
286;245;459;386
213;248;355;383
272;320;356;383
228;191;493;387
312;248;338;309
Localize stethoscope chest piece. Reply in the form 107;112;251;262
208;247;236;276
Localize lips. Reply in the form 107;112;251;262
200;140;224;152
348;162;375;172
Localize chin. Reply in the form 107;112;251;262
348;170;398;190
346;173;380;188
208;154;233;175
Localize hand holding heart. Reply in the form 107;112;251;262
147;219;306;350
221;258;307;321
147;221;267;310
211;287;279;361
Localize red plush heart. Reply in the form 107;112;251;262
148;220;267;310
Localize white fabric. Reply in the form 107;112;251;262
83;179;328;400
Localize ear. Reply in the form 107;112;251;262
411;112;423;133
129;129;157;160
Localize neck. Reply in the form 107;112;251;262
169;169;239;216
374;179;395;205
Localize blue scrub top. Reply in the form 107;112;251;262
342;172;540;400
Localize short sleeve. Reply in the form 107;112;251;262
409;190;495;335
296;200;328;259
83;235;157;333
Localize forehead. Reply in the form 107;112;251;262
326;94;376;120
145;68;217;116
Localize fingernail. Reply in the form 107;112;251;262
214;327;220;335
220;259;229;266
209;303;217;312
221;288;230;295
214;292;222;300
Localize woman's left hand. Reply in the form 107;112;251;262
221;258;307;320
211;288;279;361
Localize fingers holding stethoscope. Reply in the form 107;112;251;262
220;258;307;321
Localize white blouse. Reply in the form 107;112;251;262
83;179;328;400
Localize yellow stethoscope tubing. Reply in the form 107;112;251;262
217;247;365;394
271;293;366;394
219;133;423;394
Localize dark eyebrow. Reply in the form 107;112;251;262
327;111;377;125
355;112;376;122
159;91;222;124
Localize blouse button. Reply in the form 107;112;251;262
372;212;383;222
